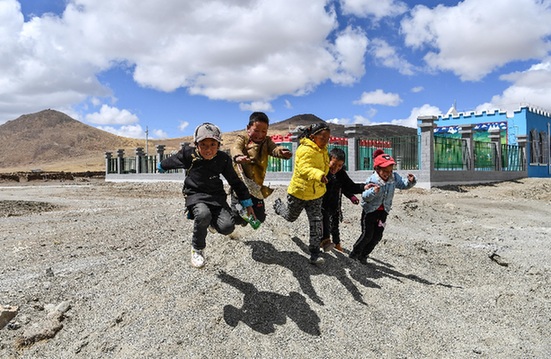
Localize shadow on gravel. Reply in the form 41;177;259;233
218;271;321;336
245;238;453;307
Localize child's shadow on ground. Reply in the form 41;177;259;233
246;238;453;306
245;239;380;306
218;270;321;336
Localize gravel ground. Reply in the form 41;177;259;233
1;178;550;358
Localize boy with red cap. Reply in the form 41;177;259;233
349;149;417;264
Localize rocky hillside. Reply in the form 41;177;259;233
0;110;416;173
0;110;143;172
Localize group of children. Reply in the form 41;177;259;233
157;112;416;268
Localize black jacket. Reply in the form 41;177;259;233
322;169;364;210
160;145;251;208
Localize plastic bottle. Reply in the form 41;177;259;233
236;204;261;230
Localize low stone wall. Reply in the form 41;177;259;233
0;171;105;182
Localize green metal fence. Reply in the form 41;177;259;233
501;144;524;171
107;134;525;175
434;136;465;170
473;140;496;171
267;142;293;172
357;136;419;171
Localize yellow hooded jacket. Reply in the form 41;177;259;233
287;137;329;200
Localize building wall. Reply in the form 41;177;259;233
429;106;551;178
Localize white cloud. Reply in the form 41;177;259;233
85;105;139;125
239;101;274;113
284;99;293;109
401;0;551;81
97;124;145;139
411;86;423;93
178;121;190;132
369;38;415;75
341;0;408;19
478;59;551;113
353;104;440;128
151;129;169;139
354;89;402;106
390;104;441;128
330;26;368;84
327;117;352;125
0;0;110;122
0;0;369;124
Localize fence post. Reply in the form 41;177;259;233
516;135;528;170
117;149;125;174
418;116;436;171
135;147;144;174
488;128;502;171
347;137;357;172
156;145;165;165
105;152;113;175
460;124;474;170
104;152;112;175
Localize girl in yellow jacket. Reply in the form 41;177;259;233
273;123;330;265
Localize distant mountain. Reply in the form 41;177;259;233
0;109;143;172
269;114;416;138
0;110;416;173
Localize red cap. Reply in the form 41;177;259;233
374;153;396;168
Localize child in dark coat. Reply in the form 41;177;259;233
320;147;367;252
157;122;255;268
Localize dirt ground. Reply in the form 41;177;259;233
0;177;550;358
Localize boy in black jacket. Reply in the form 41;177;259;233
157;122;255;268
320;147;367;252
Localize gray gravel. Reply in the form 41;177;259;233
1;178;550;358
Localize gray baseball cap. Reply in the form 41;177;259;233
194;122;222;143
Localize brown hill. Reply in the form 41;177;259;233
0;110;416;173
0;109;144;172
268;114;417;138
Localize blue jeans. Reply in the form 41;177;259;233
190;202;235;250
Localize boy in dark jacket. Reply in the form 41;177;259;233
320;147;367;252
157;122;255;268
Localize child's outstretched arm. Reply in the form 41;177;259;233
394;172;417;190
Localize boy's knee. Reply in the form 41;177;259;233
218;223;235;235
194;208;212;226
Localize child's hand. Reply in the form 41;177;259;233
364;183;377;190
235;155;251;163
246;206;257;220
407;173;416;182
280;148;292;159
350;195;359;205
321;175;328;184
365;183;380;193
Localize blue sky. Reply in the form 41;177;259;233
2;0;551;139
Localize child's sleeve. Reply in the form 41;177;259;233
394;172;416;189
222;153;252;203
295;148;326;182
230;135;248;162
340;170;365;198
267;138;290;159
159;145;190;170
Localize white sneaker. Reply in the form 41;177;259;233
207;225;217;234
191;248;205;268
